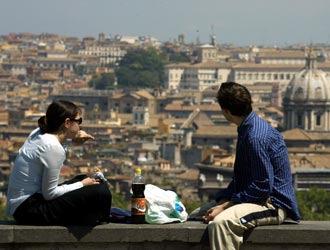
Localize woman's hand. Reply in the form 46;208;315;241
72;130;95;144
81;177;100;186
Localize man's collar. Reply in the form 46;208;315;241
237;111;255;134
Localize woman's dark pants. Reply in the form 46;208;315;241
13;175;112;226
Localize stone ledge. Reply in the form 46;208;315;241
0;221;329;250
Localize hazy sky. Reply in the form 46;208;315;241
1;0;329;45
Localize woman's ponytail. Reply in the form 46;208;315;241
38;115;48;133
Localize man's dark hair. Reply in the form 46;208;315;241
216;82;252;117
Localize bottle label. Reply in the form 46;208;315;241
131;198;146;215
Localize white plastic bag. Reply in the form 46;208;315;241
144;184;188;224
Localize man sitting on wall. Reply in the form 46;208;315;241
191;82;300;250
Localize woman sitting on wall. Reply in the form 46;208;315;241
6;100;112;225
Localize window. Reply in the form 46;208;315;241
316;114;321;126
267;73;271;80
274;74;278;80
297;114;303;127
286;74;291;80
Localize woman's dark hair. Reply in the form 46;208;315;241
216;82;252;117
38;100;81;133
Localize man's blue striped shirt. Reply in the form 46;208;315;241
216;111;300;221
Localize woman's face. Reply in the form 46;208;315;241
63;114;82;139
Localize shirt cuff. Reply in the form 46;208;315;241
66;181;84;192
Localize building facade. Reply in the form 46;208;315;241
164;45;231;91
78;45;127;66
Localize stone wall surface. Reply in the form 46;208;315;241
0;221;329;250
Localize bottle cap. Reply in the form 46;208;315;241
135;168;142;175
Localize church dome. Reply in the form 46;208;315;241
284;55;330;104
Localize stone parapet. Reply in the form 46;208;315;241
0;221;329;249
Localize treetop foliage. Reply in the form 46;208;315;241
88;72;116;90
116;48;166;88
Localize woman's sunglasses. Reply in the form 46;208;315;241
70;117;82;125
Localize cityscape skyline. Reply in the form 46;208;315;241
1;10;330;224
1;0;330;46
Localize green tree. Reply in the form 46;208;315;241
88;72;116;90
74;65;87;76
182;198;202;215
296;188;330;220
168;52;190;63
116;48;165;88
161;46;190;63
112;192;130;210
0;199;11;221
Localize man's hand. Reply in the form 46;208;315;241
72;130;95;144
203;201;233;223
81;177;100;186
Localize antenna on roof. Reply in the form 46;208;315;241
196;29;200;45
210;25;216;46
